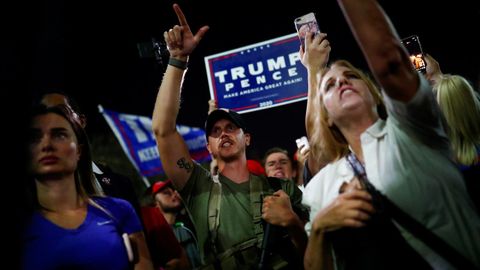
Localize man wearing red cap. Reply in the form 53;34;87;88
151;180;201;269
141;181;189;270
152;4;308;269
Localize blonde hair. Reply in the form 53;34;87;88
435;74;480;166
310;60;386;162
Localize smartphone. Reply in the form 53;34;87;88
295;136;310;155
294;12;321;50
401;35;427;73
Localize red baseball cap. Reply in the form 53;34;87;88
247;159;266;176
151;179;172;195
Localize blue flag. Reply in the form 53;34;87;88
99;106;211;183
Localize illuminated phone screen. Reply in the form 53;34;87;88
402;35;427;73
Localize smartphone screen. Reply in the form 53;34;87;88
294;12;321;50
401;35;427;73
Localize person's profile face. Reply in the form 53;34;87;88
155;187;182;212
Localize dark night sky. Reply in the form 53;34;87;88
23;0;480;161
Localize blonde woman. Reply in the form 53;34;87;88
302;0;480;268
435;75;480;167
435;74;480;212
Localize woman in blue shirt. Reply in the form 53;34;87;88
23;104;153;270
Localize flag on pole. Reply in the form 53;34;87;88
99;105;211;186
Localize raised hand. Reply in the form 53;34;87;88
208;99;217;115
163;4;210;59
424;53;443;85
300;32;331;72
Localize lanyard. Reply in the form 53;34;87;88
345;152;385;213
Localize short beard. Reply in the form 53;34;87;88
158;201;183;213
218;147;244;163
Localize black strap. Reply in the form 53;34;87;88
258;177;282;270
346;152;478;270
267;177;283;192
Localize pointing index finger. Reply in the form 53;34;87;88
173;3;188;26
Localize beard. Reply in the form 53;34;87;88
217;145;245;163
158;200;183;213
220;152;241;163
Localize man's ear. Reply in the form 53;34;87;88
206;142;212;154
244;133;251;146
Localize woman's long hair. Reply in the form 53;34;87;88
28;104;102;212
435;75;480;166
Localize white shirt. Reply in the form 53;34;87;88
303;75;480;269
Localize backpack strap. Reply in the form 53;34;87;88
266;176;283;192
207;174;222;256
250;175;267;248
251;175;286;248
206;173;289;267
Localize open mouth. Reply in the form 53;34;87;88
220;139;233;148
339;87;356;98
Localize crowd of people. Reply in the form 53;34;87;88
22;0;479;269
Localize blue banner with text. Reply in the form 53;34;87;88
204;33;307;114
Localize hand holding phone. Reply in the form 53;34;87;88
401;35;427;73
296;136;310;155
294;12;321;50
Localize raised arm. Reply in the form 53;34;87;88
336;0;419;102
300;32;331;176
300;32;330;138
152;3;209;190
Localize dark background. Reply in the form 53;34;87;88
13;0;480;182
